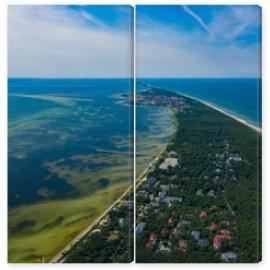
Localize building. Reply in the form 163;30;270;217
118;218;125;228
197;239;210;247
159;158;178;170
221;251;237;262
136;222;146;236
196;189;204;196
163;196;183;204
209;223;217;230
146;176;157;185
158;242;171;253
213;235;222;250
207;190;216;198
199;211;208;218
168;150;178;158
191;231;201;241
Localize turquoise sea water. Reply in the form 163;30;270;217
8;78;261;207
137;78;262;128
8;79;134;207
8;78;174;207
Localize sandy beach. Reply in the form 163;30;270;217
181;93;262;134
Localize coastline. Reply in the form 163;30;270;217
180;93;262;134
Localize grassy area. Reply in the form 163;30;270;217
8;181;129;263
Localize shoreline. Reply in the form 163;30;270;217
180;93;262;134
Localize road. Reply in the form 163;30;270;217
49;183;133;263
49;146;166;263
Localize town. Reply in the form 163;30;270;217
136;88;260;263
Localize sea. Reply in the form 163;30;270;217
8;78;261;208
8;78;174;207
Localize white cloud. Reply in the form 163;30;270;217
137;6;261;78
8;6;133;78
182;5;214;38
209;6;260;40
80;10;106;28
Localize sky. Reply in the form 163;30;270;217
8;5;133;78
8;5;261;78
136;5;262;78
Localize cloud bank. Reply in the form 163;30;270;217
8;6;133;78
137;5;261;78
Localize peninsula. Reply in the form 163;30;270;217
135;87;261;263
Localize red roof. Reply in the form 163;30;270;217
220;229;231;236
145;242;153;249
213;231;232;249
209;223;217;230
149;233;157;241
200;211;208;218
213;235;222;248
168;217;174;224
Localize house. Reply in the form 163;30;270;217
136;222;146;236
158;242;171;253
196;189;204;196
168;216;174;224
191;231;201;241
199;211;208;218
213;235;222;250
159;158;178;170
209;223;217;230
197;239;210;247
158;191;167;199
177;220;191;227
145;241;154;250
168;150;178;158
221;251;237;262
149;233;157;241
163;196;183;204
118;218;125;228
229;155;242;162
178;240;188;252
207;190;216;198
178;239;188;249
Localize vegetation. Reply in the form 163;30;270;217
63;196;134;263
136;88;261;263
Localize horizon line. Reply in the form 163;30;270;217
8;77;261;79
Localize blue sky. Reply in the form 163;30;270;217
9;5;261;78
8;5;133;78
136;5;261;78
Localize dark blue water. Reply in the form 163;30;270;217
8;79;134;207
137;78;262;128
